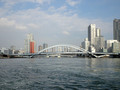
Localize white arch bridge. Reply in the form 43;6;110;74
31;44;100;58
38;44;89;54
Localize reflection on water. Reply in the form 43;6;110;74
87;58;120;71
0;58;120;89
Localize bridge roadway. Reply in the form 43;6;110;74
2;44;120;58
21;52;119;58
28;52;120;58
2;52;120;58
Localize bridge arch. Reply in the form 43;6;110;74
37;44;90;54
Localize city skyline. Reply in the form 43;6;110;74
0;0;120;49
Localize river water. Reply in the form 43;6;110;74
0;57;120;90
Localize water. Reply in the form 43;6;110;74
0;57;120;90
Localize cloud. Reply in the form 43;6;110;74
1;7;112;36
0;1;113;48
27;23;39;28
15;25;27;30
63;31;70;35
33;0;52;4
0;18;27;31
0;18;15;26
66;0;82;6
0;0;53;11
48;6;67;14
1;0;53;6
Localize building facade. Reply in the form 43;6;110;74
94;36;105;52
30;41;35;53
113;19;120;42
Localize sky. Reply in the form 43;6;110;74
0;0;120;49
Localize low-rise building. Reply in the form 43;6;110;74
105;40;118;52
112;42;120;53
81;38;90;51
4;49;13;54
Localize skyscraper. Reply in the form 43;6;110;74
96;28;101;37
88;24;104;52
88;24;96;45
24;33;36;54
113;19;120;42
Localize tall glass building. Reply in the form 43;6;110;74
113;19;120;42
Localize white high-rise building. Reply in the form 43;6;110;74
88;24;104;52
24;33;36;54
113;19;120;42
96;28;101;37
88;24;96;45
